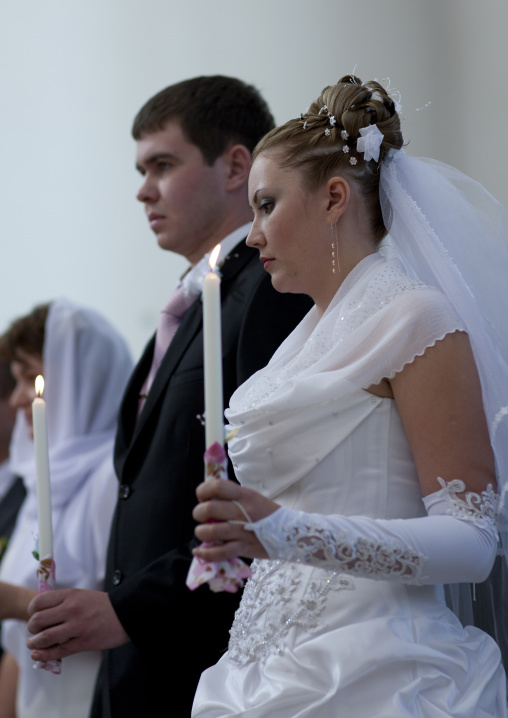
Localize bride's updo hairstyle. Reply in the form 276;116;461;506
253;75;404;243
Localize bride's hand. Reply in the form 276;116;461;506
192;479;280;561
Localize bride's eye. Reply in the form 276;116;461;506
260;198;275;214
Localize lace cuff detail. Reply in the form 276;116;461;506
423;477;499;531
248;508;425;583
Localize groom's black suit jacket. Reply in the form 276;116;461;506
90;240;312;717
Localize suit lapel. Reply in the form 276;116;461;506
121;239;256;461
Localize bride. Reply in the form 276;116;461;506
191;75;508;716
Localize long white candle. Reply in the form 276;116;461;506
32;375;53;559
203;244;224;450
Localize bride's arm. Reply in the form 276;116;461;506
389;329;495;501
193;331;498;584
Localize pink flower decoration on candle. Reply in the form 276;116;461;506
186;442;252;593
186;548;251;593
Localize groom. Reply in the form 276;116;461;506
26;75;312;716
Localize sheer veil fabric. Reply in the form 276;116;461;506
379;152;508;550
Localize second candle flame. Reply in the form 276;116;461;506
35;375;45;397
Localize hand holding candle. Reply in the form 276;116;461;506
186;244;251;592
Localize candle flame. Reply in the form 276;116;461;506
35;375;44;397
209;244;221;271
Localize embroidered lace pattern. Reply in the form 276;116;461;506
227;559;354;666
436;477;499;530
331;262;423;344
278;514;425;583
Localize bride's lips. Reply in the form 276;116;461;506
259;256;274;271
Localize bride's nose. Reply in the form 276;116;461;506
246;220;266;249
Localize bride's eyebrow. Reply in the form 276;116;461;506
252;188;276;206
248;189;263;212
252;189;263;205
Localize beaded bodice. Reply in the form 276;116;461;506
228;395;427;665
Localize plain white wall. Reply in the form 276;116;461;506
1;0;507;357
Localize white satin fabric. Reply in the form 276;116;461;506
193;257;507;717
0;298;133;718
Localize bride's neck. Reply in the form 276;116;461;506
313;236;378;317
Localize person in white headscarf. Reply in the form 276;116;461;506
0;299;132;718
191;76;508;717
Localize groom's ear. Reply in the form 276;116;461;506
222;143;252;192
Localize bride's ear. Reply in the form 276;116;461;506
325;176;350;224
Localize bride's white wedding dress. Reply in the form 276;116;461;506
193;255;507;717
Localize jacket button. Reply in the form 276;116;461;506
119;484;131;499
112;570;123;586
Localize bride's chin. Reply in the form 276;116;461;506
270;271;296;295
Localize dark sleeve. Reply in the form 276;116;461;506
110;540;241;669
0;476;26;556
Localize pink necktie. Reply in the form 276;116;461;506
138;287;195;414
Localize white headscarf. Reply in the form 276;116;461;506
2;298;133;593
8;298;133;515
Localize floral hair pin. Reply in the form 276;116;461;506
356;124;384;163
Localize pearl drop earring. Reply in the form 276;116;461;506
331;222;340;274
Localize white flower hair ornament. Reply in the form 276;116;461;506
356;124;384;163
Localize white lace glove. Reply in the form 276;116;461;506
246;479;498;585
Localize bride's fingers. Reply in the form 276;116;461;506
193;516;269;560
195;518;245;544
194;480;280;525
193;498;245;524
195;478;241;503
